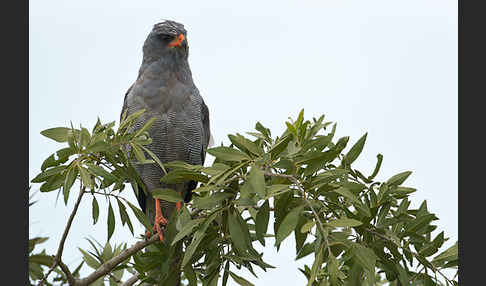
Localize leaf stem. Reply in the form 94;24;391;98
263;171;334;258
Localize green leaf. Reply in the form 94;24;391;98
184;264;198;286
79;248;101;269
85;141;112;153
31;165;67;183
265;184;290;199
86;163;117;181
78;165;94;189
101;241;113;261
386;171;412;186
29;237;49;253
343;132;367;166
228;210;248;254
332;187;359;203
332;187;371;217
130;142;146;162
300;220;316;233
294;215;308;254
171;218;205;245
192;192;233;209
222;261;230;286
432;242;458;266
92;196;100;224
328;255;341;285
126;201;152;231
133;116;157;138
181;211;218;268
275;205;304;245
40;127;72;142
326;218;362;228
118;108;145;132
107;202;115;241
201;163;230;176
63;167;78;204
152;188;183;203
117;199;133;235
346;261;364;286
255;121;272;140
405;214;437;233
207;146;251;161
296;242;315;260
307;243;324;286
396;263;409;286
139;145;167;174
367;154;383;181
161;169;208;184
40;173;65;192
228;133;263;156
41;148;75;171
286;122;298;138
246;166;266;198
269;135;292;159
352;244;377;272
80;127;91;147
229;271;255;286
255;200;270;245
29;254;54;266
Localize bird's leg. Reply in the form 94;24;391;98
151;198;168;241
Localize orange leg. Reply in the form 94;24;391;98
147;199;168;241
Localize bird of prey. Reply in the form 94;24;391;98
121;20;211;242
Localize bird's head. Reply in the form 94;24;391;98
142;20;189;62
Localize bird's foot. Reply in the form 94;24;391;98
149;199;168;241
145;214;168;241
176;201;182;211
153;214;168;241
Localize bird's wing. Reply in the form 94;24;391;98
200;99;211;165
120;83;147;213
120;83;134;122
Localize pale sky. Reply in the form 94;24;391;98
29;0;457;284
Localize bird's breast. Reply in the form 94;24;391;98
131;65;194;114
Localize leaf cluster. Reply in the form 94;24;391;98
29;110;458;286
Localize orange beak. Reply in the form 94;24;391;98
168;34;185;47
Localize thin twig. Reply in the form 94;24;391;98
58;260;76;285
108;273;122;284
39;185;86;286
120;274;140;286
75;234;159;286
263;171;334;257
364;228;454;284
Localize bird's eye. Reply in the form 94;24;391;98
157;34;173;41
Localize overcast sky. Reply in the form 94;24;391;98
29;0;457;284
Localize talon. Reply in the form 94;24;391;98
154;199;168;242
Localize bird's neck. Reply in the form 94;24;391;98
138;53;190;77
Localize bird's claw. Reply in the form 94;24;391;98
145;215;168;241
154;214;168;241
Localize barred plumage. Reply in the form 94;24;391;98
120;20;210;236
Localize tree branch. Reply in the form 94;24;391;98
75;234;159;286
58;260;76;285
39;185;86;286
120;274;140;286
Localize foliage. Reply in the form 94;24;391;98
29;110;458;286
